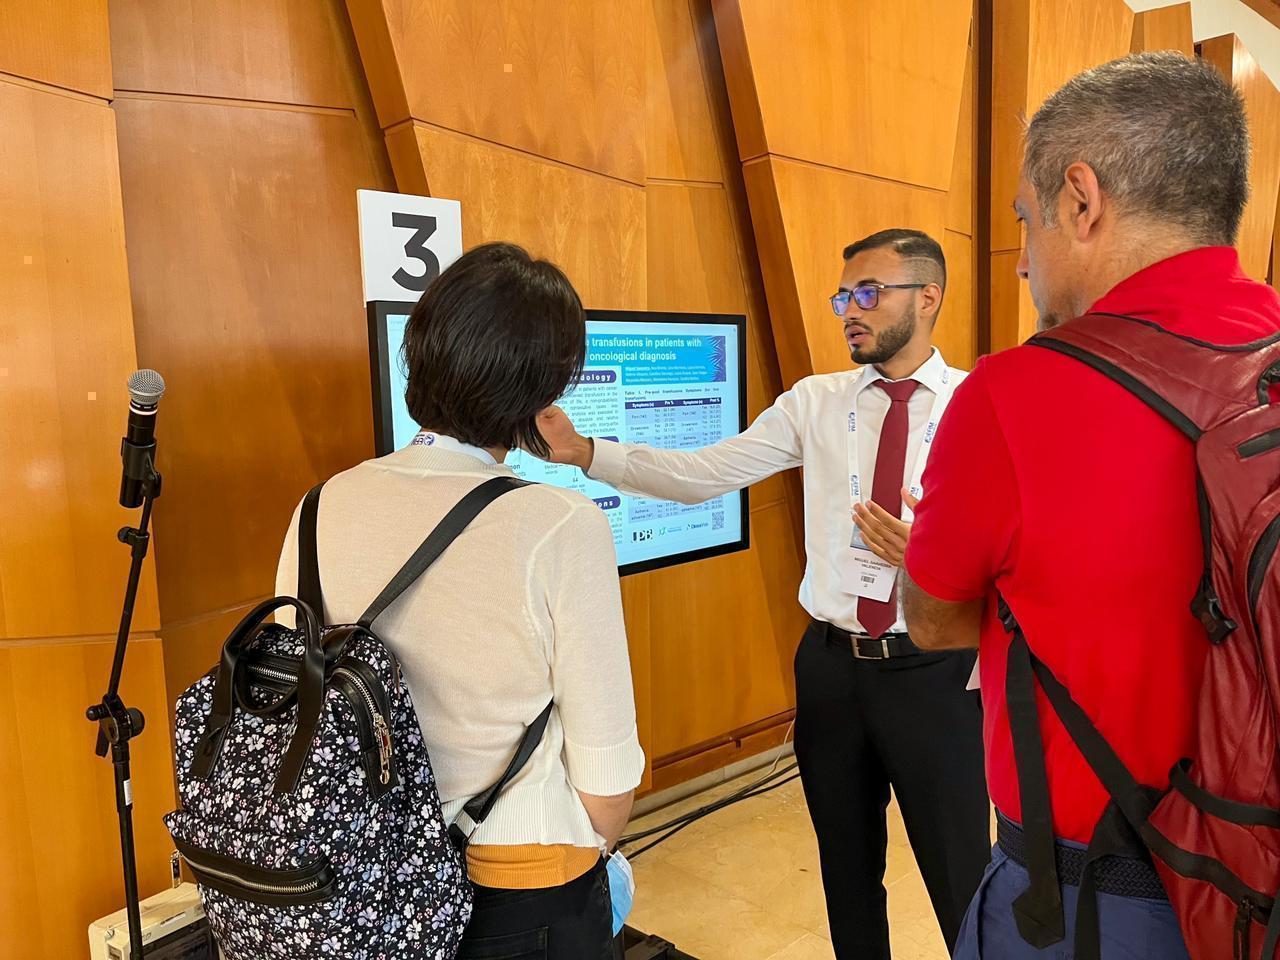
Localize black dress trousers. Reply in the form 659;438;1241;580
793;621;990;959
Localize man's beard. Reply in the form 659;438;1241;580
851;305;917;365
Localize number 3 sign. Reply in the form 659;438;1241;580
356;189;463;304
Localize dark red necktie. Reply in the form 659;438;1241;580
857;378;919;638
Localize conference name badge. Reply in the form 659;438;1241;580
839;528;897;602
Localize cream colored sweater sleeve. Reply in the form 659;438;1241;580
530;502;645;797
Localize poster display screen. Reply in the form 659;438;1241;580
368;305;749;575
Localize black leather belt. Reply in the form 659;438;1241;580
811;619;922;659
997;812;1167;901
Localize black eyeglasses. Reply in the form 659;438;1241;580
829;283;927;316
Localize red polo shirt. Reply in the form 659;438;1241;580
905;247;1280;844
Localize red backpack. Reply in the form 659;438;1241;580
1000;312;1280;960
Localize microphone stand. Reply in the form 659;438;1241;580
86;446;162;959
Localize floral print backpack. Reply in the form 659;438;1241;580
166;477;547;959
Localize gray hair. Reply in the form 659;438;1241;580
1024;52;1249;246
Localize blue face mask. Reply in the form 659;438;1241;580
606;850;635;935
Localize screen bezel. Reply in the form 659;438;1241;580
367;299;416;459
366;302;751;576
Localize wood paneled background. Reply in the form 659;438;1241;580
713;0;978;381
0;3;174;957
4;0;1280;956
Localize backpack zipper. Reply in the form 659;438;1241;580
245;657;395;791
249;662;296;687
174;837;336;905
185;852;324;896
332;666;393;785
1235;898;1254;959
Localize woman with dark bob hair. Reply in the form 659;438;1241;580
276;243;644;958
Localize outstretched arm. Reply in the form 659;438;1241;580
533;388;807;505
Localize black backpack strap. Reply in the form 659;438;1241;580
297;483;325;620
999;598;1065;949
1002;600;1154;960
1263;897;1280;960
356;476;528;630
449;701;555;852
1000;598;1277;960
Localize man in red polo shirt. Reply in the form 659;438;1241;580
902;52;1280;958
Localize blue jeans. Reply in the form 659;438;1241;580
953;844;1190;959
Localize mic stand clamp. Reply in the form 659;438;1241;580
87;467;161;959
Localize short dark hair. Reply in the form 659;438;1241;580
842;228;947;293
1024;52;1249;245
402;242;586;459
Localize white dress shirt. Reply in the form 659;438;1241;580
588;348;966;634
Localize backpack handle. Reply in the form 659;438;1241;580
189;595;325;794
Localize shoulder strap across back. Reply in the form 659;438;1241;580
357;475;529;630
297;482;325;619
1030;312;1280;438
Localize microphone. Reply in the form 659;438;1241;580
119;369;165;508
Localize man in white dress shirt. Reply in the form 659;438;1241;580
535;229;989;959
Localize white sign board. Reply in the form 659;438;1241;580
357;189;463;304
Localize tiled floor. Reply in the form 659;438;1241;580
622;767;951;960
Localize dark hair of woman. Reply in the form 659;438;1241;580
401;242;586;459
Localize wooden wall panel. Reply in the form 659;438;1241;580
714;0;977;386
722;0;971;191
1274;189;1280;290
0;82;160;641
946;39;978;371
645;511;799;755
349;0;646;185
158;600;267;726
990;0;1032;260
1201;34;1280;282
1;10;174;951
948;43;978;239
0;639;175;956
737;159;810;388
941;230;977;370
648;0;807;771
748;158;950;381
119;97;389;619
990;250;1025;356
0;1;112;98
647;0;723;184
646;185;745;315
619;575;654;794
992;0;1134;255
109;0;359;106
1131;3;1193;56
1025;0;1134;113
115;98;388;640
389;123;648;311
989;0;1134;350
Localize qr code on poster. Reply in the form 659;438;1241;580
712;512;724;531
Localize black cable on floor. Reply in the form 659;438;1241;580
622;768;801;861
621;761;798;846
